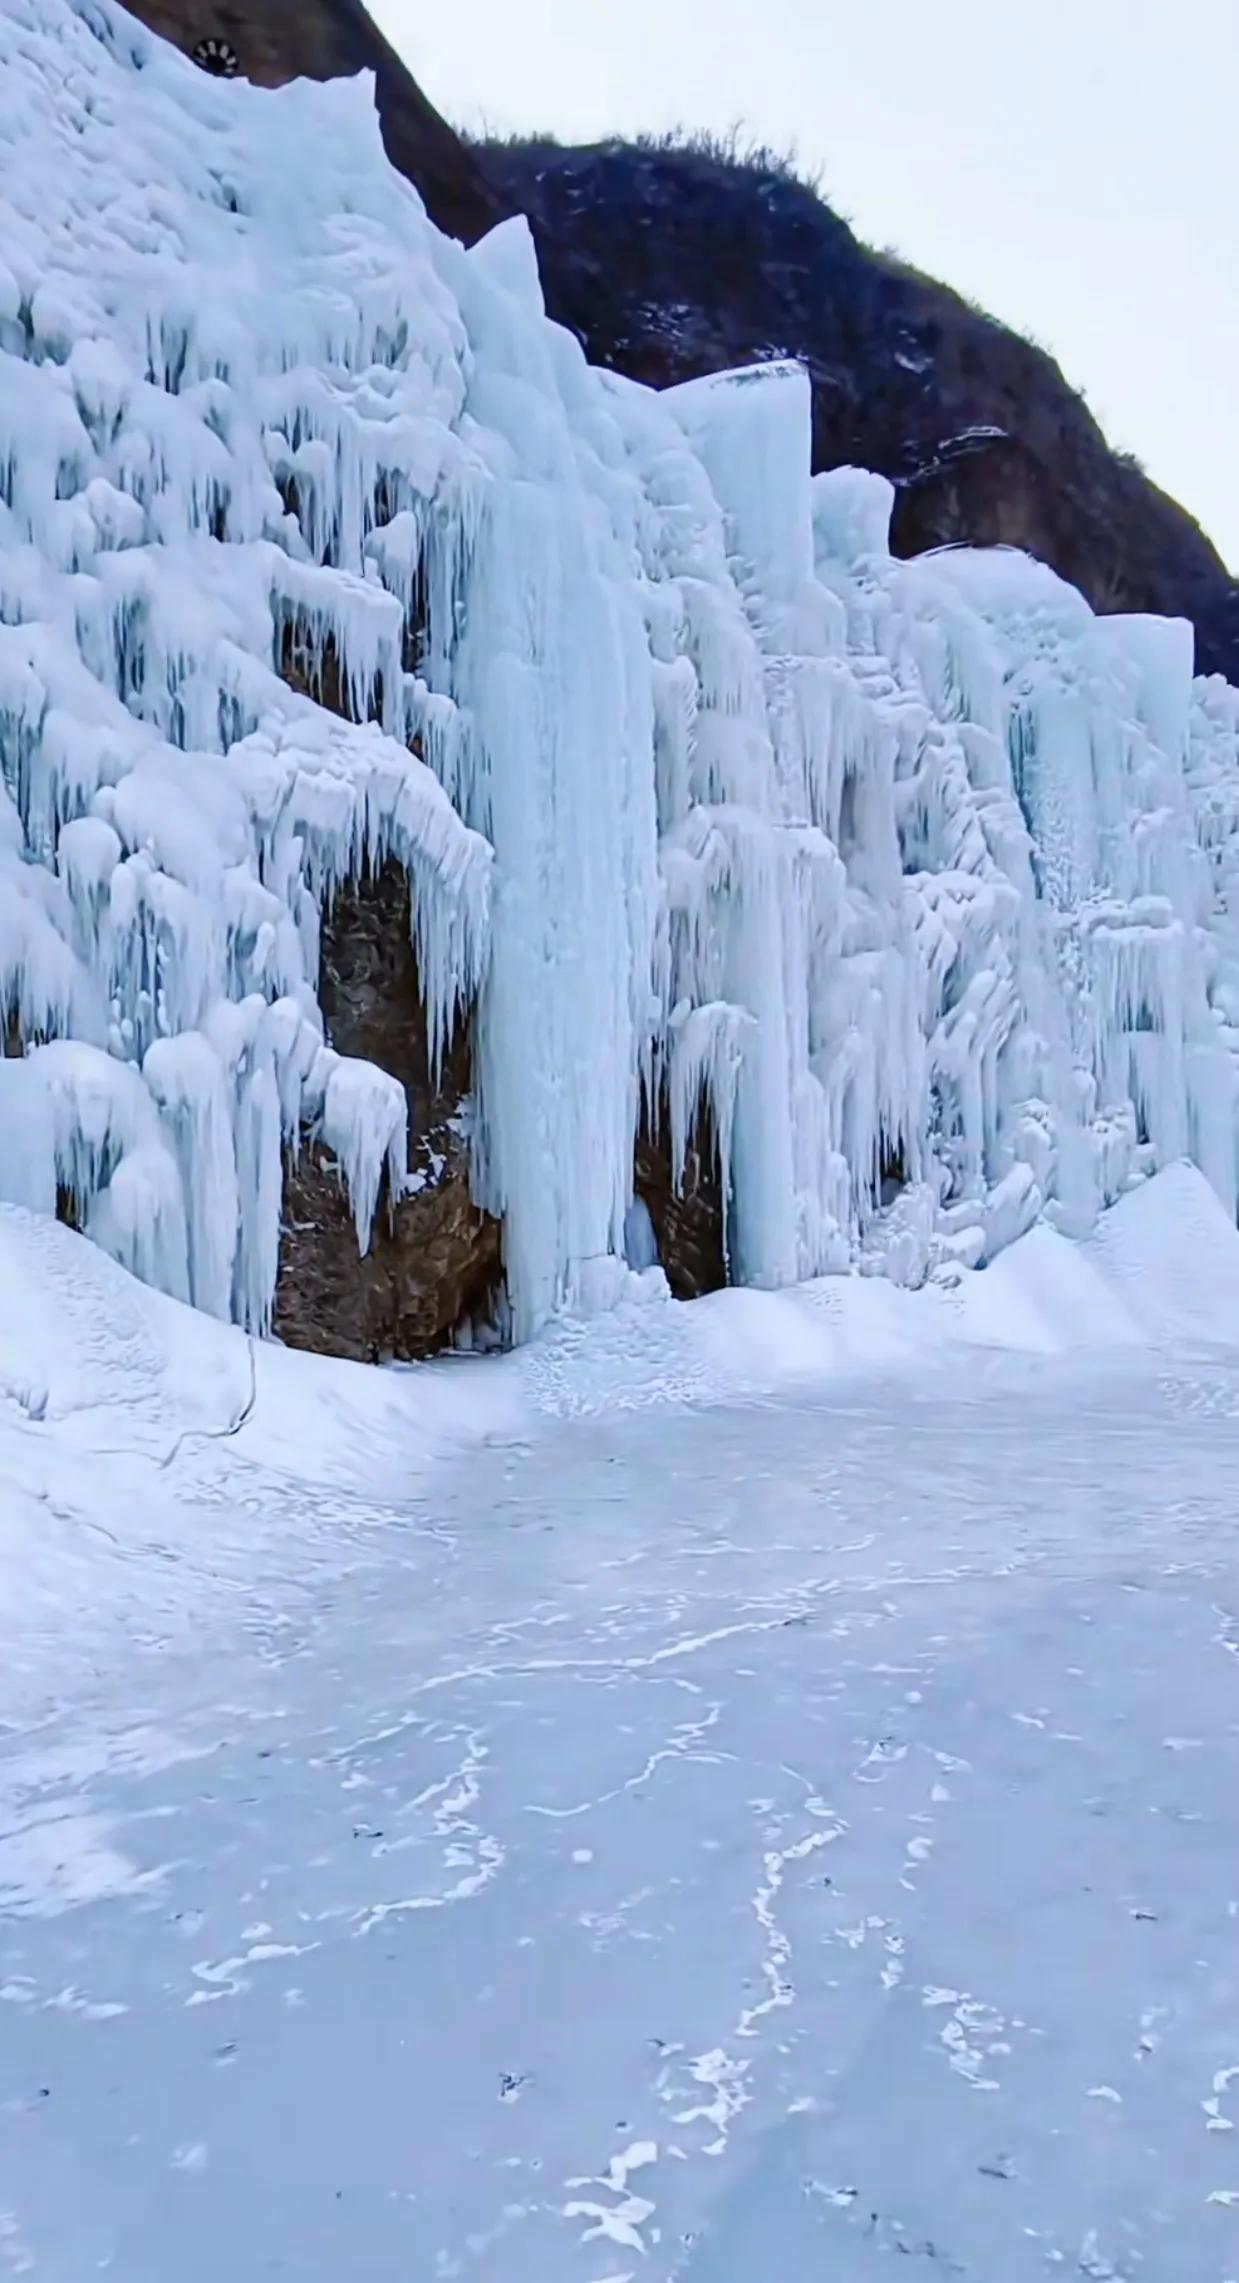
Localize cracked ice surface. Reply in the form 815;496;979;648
5;1172;1239;2277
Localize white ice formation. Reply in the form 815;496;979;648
3;0;1239;1342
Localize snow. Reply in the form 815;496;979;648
0;1158;1225;1673
7;13;1239;2272
4;1168;1239;2274
3;0;1239;1343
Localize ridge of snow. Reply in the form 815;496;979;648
1;1161;1234;1653
2;0;1239;1343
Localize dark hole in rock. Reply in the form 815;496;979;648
879;1134;908;1207
192;35;239;76
634;1090;727;1300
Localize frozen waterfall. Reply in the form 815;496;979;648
3;0;1239;1342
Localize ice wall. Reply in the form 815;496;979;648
2;0;1239;1338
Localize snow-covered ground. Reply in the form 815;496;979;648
3;1166;1239;2278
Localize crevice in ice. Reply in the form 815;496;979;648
634;1083;729;1301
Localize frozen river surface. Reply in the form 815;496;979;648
4;1321;1239;2281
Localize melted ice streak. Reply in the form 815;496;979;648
3;0;1239;1339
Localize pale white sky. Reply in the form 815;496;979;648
373;0;1238;571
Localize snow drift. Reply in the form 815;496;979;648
3;1161;1236;1665
3;0;1239;1346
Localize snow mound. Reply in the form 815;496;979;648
2;0;1239;1349
0;1198;525;1690
0;1194;247;1446
2;1168;1224;1469
1084;1159;1239;1346
0;1205;517;1681
0;1201;518;1475
517;1165;1239;1414
0;1166;1236;1683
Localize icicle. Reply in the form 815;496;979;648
3;0;1239;1350
87;1141;191;1304
319;1055;407;1253
143;1031;239;1319
0;1055;57;1215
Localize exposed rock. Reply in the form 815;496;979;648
481;138;1239;682
634;1104;727;1301
275;582;500;1358
274;864;501;1363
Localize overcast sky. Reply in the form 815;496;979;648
372;0;1238;573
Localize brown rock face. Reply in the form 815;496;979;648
634;1104;727;1301
274;863;502;1361
116;0;500;246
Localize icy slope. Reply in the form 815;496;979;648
3;0;1239;1343
0;1194;521;1694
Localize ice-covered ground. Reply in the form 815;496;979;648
3;1165;1239;2278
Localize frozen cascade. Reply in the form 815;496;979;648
2;0;1239;1340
